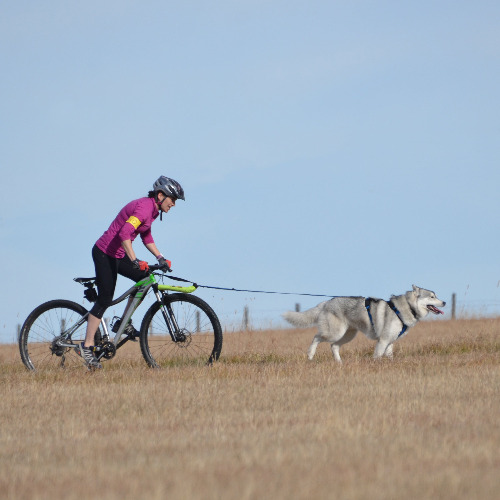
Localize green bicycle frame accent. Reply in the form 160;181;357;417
134;274;197;294
158;284;197;293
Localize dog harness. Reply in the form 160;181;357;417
364;298;415;338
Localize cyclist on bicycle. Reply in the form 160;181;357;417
76;175;185;369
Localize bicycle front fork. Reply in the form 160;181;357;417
154;290;183;342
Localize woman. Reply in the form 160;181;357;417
76;175;185;369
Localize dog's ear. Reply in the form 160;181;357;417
412;284;420;295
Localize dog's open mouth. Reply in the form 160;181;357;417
427;305;444;315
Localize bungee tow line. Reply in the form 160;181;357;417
166;275;415;335
165;274;339;299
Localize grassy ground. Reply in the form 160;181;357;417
1;318;499;499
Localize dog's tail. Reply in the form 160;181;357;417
282;303;324;328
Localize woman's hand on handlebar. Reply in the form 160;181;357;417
157;256;172;272
149;260;172;273
132;259;150;271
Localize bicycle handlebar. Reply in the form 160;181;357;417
148;263;172;273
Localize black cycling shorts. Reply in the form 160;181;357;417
89;244;149;319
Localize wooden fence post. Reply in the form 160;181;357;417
295;303;300;312
451;293;456;320
243;306;249;330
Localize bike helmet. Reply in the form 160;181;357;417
153;176;185;201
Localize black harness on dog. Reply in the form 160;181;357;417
364;298;418;338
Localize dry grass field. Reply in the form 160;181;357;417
1;318;499;500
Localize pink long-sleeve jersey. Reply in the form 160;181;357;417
95;197;160;259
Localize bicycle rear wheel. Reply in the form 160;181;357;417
19;299;100;371
140;293;223;368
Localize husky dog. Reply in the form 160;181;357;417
282;285;445;362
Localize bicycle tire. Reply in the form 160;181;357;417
139;293;223;368
19;299;101;371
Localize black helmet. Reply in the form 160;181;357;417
153;176;185;201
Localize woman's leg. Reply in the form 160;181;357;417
85;245;118;346
115;256;149;330
84;313;102;347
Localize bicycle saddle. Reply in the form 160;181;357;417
74;277;96;284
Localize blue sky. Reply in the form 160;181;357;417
1;1;500;343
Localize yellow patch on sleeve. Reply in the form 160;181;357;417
126;216;142;229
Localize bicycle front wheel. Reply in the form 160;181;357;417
140;293;223;368
19;299;98;371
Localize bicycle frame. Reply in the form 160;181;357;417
58;272;196;350
102;273;197;346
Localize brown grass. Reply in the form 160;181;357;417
1;318;499;500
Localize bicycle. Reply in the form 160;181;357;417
19;264;223;371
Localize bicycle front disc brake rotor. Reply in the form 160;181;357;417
175;328;192;347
